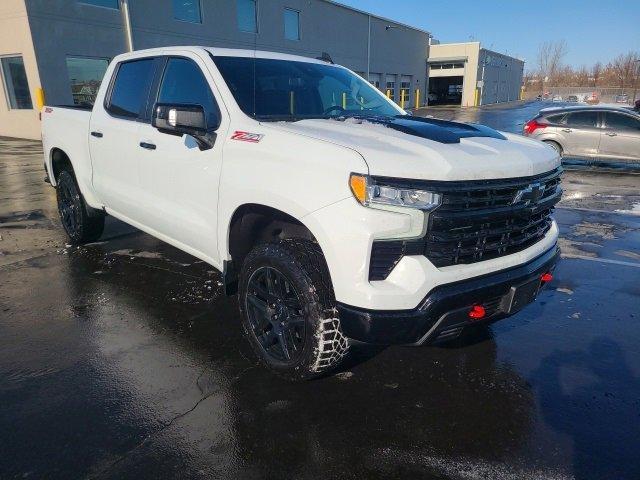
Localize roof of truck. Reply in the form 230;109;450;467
114;46;333;66
204;47;330;65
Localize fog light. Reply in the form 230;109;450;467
468;305;486;320
541;272;553;283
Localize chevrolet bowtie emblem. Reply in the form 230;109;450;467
512;182;544;206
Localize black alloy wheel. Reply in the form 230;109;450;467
55;169;105;244
245;266;306;363
58;176;82;236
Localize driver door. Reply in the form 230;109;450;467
136;53;228;266
599;111;640;161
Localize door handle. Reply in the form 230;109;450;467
139;142;156;150
562;128;572;133
606;132;617;137
90;131;103;138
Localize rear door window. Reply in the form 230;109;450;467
605;112;640;131
565;111;598;128
107;58;156;119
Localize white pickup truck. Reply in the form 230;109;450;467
42;46;562;380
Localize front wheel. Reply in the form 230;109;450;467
238;240;349;381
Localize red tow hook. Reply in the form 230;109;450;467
468;305;486;320
540;272;553;283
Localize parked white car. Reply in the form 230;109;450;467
41;47;561;379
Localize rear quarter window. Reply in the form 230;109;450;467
545;114;566;124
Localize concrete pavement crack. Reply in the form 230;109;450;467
86;365;256;479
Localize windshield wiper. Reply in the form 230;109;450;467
334;112;395;123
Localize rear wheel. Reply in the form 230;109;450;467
543;140;563;157
56;169;105;244
238;239;349;381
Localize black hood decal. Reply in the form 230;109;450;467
383;116;507;144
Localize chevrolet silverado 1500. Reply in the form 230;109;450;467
42;46;562;379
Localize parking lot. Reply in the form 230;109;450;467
1;101;640;479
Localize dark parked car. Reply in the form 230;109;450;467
567;95;579;103
615;94;629;104
523;105;640;162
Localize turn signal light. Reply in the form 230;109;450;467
468;305;486;320
349;174;367;204
541;272;553;282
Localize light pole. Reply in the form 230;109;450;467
119;0;134;52
633;58;640;104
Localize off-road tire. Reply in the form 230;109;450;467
56;169;105;244
238;239;349;381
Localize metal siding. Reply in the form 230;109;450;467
24;0;429;110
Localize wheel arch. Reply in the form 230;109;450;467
222;203;330;295
542;139;563;156
48;147;74;186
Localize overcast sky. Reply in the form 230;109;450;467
337;0;640;70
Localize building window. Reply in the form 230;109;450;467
284;8;300;40
173;0;202;23
401;76;411;104
237;0;257;33
430;62;464;70
66;56;109;106
78;0;119;8
1;56;33;109
385;76;395;101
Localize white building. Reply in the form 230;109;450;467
427;41;524;107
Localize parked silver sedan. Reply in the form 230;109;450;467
523;106;640;162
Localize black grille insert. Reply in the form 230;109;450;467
369;168;562;279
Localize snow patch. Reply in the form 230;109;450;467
112;249;163;259
615;202;640;216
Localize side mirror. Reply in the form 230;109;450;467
152;103;218;150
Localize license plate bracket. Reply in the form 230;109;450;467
503;277;541;314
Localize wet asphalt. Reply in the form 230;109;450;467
1;101;640;480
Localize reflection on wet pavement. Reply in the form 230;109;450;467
1;120;640;480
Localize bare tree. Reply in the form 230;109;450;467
536;40;568;89
610;52;638;91
591;62;602;87
575;65;590;87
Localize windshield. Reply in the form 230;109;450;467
212;55;402;121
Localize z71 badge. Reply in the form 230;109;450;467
231;131;264;143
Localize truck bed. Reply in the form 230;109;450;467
41;105;93;189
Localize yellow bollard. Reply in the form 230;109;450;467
400;90;405;109
474;88;479;107
35;87;45;110
415;89;420;109
342;92;347;109
386;89;391;99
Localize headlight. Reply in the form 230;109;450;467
349;174;442;211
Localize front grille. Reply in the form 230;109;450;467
425;168;562;267
369;168;562;280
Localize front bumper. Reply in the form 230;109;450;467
336;244;559;345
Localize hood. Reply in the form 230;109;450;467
266;117;560;181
